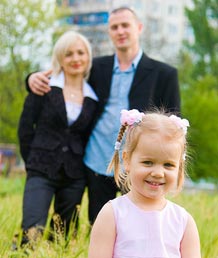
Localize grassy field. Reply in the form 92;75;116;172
0;174;218;258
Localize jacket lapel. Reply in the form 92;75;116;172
130;53;154;94
97;56;114;101
48;87;68;126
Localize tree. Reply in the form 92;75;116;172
178;0;218;181
181;75;218;181
0;0;57;143
184;0;218;80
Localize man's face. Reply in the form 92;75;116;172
108;10;143;51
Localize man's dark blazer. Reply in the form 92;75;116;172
18;87;98;179
88;53;180;123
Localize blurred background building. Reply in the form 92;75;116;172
55;0;193;64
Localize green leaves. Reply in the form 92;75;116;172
184;0;218;77
179;0;218;181
0;0;57;143
181;75;218;181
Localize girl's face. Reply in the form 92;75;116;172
61;39;89;78
123;133;182;203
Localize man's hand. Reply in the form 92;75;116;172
29;69;52;96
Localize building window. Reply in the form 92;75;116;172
69;0;76;6
168;5;178;16
149;19;159;34
168;23;177;35
150;1;159;14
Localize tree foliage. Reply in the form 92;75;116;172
182;75;218;181
179;0;218;181
0;0;57;143
184;0;218;79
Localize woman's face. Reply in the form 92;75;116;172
61;39;89;78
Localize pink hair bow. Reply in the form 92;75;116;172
114;109;143;151
120;109;144;126
169;115;190;134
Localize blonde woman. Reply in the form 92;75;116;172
18;31;98;246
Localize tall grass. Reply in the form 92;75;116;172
172;191;218;258
0;174;218;258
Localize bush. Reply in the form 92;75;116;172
181;75;218;181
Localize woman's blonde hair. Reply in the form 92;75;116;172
107;110;189;194
51;30;92;79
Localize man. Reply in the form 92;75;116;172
26;7;180;225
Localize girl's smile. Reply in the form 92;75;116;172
145;180;165;189
124;133;182;206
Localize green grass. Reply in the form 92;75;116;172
0;174;218;258
172;192;218;258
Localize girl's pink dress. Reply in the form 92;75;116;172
111;194;188;258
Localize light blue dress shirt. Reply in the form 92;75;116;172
84;50;143;176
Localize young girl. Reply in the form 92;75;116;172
88;109;201;258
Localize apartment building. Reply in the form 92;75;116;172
56;0;193;63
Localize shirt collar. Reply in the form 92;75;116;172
113;49;143;71
83;81;98;101
49;71;98;101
